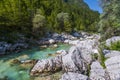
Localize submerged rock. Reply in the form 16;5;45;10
11;59;21;64
105;55;120;80
60;72;88;80
20;60;37;69
16;54;29;61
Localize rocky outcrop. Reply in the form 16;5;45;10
62;46;87;73
0;42;28;55
106;36;120;47
105;55;120;80
30;51;68;76
68;40;80;45
103;49;120;58
30;33;102;79
76;39;100;64
60;72;88;80
90;61;109;80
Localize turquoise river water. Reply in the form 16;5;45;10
0;44;70;80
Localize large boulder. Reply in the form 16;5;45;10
103;50;120;58
72;32;82;37
62;46;87;73
106;36;120;47
49;39;55;44
61;33;77;40
90;61;109;80
76;39;100;64
0;42;12;55
68;40;80;45
52;33;60;38
60;72;88;80
64;40;70;44
30;51;68;76
105;55;120;80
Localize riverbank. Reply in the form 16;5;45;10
0;32;91;55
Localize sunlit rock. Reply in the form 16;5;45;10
76;39;100;64
105;55;120;80
49;39;55;44
62;46;87;73
90;61;109;80
106;36;120;47
30;51;68;76
60;72;88;80
103;49;120;58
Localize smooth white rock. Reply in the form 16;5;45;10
105;55;120;80
90;61;108;80
106;36;120;47
103;50;120;58
60;72;88;80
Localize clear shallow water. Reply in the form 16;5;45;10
0;44;70;80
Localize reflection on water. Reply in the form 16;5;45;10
0;44;70;80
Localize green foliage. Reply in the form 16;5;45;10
99;0;120;39
98;46;106;69
105;41;120;51
32;11;46;37
92;54;98;60
56;12;72;33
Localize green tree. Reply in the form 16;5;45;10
32;10;46;37
99;0;120;39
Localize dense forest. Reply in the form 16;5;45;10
0;0;100;42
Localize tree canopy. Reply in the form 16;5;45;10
99;0;120;39
0;0;100;42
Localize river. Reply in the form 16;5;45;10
0;44;70;80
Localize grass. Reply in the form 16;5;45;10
107;41;120;51
98;44;107;69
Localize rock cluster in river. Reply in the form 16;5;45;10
30;33;103;79
30;35;120;80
